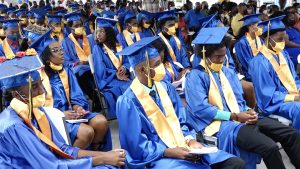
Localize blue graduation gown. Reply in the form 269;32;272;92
185;65;259;168
116;32;138;49
84;21;92;36
163;62;179;83
49;67;112;149
88;33;96;52
234;35;263;80
116;81;235;169
0;107;116;169
139;28;154;38
61;35;91;75
92;44;131;119
184;10;206;30
249;50;300;132
285;27;300;68
0;41;19;57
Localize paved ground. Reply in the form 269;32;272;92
109;120;295;169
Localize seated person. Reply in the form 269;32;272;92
116;10;140;48
0;56;125;168
31;30;112;151
249;16;300;132
137;10;156;38
234;14;263;81
185;27;300;169
92;17;132;119
116;36;246;169
47;14;65;42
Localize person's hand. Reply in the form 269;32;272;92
116;68;129;81
188;140;203;149
245;109;258;125
64;110;79;120
236;110;257;124
294;95;300;101
95;149;126;166
72;105;89;118
164;147;198;161
117;66;126;76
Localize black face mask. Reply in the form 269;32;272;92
288;20;296;26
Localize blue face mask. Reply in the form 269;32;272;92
7;34;20;42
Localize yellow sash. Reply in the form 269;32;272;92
58;69;71;105
164;61;175;82
200;60;240;136
2;38;16;59
51;32;64;42
158;33;177;62
245;33;262;56
261;46;298;94
123;29;141;46
39;69;54;107
103;44;123;69
173;35;181;51
68;33;91;62
10;99;73;159
130;78;188;148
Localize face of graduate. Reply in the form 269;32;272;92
195;2;201;11
71;20;84;36
50;22;62;33
127;18;138;32
11;80;45;104
48;41;64;65
207;46;226;65
96;27;106;43
163;20;176;35
5;28;20;42
268;30;286;51
35;19;45;26
8;13;16;19
136;55;163;81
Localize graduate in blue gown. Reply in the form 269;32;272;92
249;16;300;132
116;36;246;169
116;10;141;48
186;27;300;169
32;9;47;27
92;17;131;119
156;11;190;69
234;14;263;80
30;30;112;151
61;11;96;103
14;9;28;35
87;11;102;51
0;56;124;168
47;14;65;42
137;10;155;38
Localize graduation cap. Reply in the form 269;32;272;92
0;56;43;91
14;9;27;18
42;5;53;12
0;4;8;11
29;29;56;56
258;15;285;34
198;13;222;29
64;11;82;22
4;7;17;14
47;14;62;23
239;14;261;27
101;10;116;19
0;16;5;21
27;11;34;18
156;10;175;22
96;17;117;28
69;3;80;10
32;9;46;20
117;36;160;87
1;19;21;29
123;10;136;24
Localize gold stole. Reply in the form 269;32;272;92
40;70;54;107
116;23;122;33
158;33;177;62
123;29;141;46
10;99;73;159
245;33;262;56
58;69;71;105
164;61;175;82
173;35;181;51
51;33;64;42
130;78;188;148
200;60;240;136
2;38;16;59
103;44;123;69
68;33;91;62
261;46;298;94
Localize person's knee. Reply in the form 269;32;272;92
228;157;246;169
90;114;109;130
261;142;280;157
79;125;95;141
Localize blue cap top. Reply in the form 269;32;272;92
192;27;229;45
0;4;8;11
239;14;261;27
42;5;53;12
18;0;29;5
101;10;116;19
47;14;62;23
1;19;21;29
116;36;160;68
96;17;117;28
32;9;46;20
0;16;5;21
0;56;43;90
14;9;26;18
258;15;286;34
156;10;175;22
27;11;34;17
198;13;222;29
69;3;80;10
56;9;68;16
138;10;155;23
5;7;17;14
29;29;56;56
123;10;136;24
64;11;82;22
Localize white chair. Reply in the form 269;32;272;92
269;114;292;126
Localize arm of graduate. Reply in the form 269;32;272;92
61;41;80;68
116;34;128;49
234;40;254;79
283;50;300;90
116;95;167;168
225;48;236;73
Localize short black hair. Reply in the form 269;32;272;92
158;17;174;30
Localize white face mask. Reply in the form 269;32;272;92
105;6;110;11
170;6;175;10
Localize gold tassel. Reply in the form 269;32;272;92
145;52;152;88
28;74;33;119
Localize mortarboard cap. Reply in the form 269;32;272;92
101;10;116;19
64;11;82;22
47;14;62;23
239;14;261;27
198;13;222;29
258;15;286;34
192;27;229;45
5;7;17;14
27;11;34;17
0;16;5;21
116;36;160;68
156;10;175;22
0;56;43;90
0;4;7;11
29;29;56;56
56;9;68;16
32;9;46;20
42;5;52;12
123;10;136;24
69;3;80;10
14;9;26;18
137;10;155;24
96;17;117;28
1;19;21;29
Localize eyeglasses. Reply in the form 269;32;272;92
50;47;63;53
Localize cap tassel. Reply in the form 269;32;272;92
28;74;33;119
202;46;208;72
265;21;271;47
145;52;152;88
